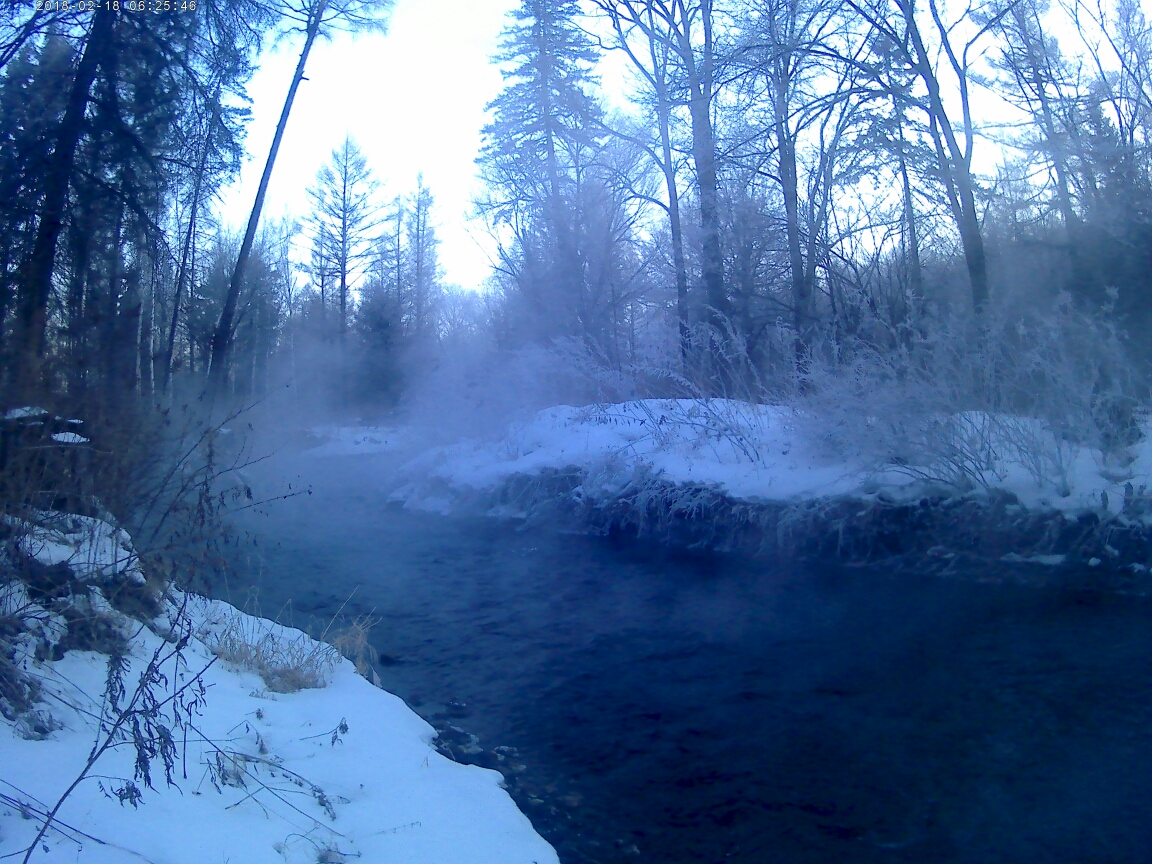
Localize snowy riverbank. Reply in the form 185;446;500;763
366;399;1152;571
384;400;1150;514
1;519;557;864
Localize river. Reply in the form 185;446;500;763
222;448;1152;863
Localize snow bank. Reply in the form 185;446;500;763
304;426;406;457
390;399;1152;519
0;593;558;864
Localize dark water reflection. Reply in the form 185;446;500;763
224;452;1152;863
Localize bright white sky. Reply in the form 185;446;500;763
213;0;520;291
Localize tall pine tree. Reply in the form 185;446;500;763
478;0;601;344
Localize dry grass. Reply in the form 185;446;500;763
199;593;381;694
326;613;381;682
202;607;340;693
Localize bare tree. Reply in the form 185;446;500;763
592;1;729;323
735;0;873;360
593;0;692;364
850;0;1011;312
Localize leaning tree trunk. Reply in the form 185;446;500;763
209;0;329;393
11;9;115;393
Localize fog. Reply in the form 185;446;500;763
3;0;1152;860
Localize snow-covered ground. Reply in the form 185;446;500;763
384;399;1152;519
5;511;145;584
1;516;557;864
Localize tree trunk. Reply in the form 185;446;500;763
66;217;91;396
121;270;141;393
903;0;989;312
101;198;125;390
414;200;424;334
162;99;216;393
679;13;727;320
163;204;195;393
209;0;329;392
898;135;923;304
777;117;809;353
339;214;348;343
0;247;11;353
649;29;690;368
139;244;156;399
11;9;115;391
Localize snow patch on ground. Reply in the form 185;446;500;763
0;593;558;864
304;426;406;457
389;399;1152;518
3;406;48;420
5;512;145;584
50;432;89;444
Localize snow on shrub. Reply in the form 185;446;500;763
392;396;1151;520
6;511;145;584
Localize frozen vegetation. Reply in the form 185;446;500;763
387;399;1152;519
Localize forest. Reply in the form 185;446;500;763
0;0;1149;454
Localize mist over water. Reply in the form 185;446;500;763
220;440;1152;864
7;0;1152;859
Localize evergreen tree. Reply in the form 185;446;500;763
482;0;599;210
405;174;441;339
0;34;73;353
478;0;601;344
306;134;378;341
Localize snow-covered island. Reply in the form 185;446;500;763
379;399;1152;573
0;512;558;864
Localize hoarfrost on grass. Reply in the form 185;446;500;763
389;399;1152;520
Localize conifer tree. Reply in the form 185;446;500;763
478;0;601;343
306;135;378;342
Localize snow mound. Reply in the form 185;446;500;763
0;593;558;864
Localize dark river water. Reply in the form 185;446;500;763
222;450;1152;864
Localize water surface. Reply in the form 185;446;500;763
224;451;1152;863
